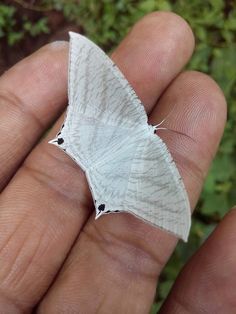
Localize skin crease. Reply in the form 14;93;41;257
0;10;231;314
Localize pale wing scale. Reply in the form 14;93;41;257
86;131;190;241
67;32;148;129
49;32;191;242
124;134;191;241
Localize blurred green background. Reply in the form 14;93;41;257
0;0;236;312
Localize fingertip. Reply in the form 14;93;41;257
111;11;195;112
149;70;227;207
156;70;227;148
137;11;195;52
175;70;227;146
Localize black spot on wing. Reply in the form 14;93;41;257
57;138;64;145
98;204;105;211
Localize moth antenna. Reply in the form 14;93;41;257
155;127;196;143
152;104;196;143
154;118;166;128
152;104;178;128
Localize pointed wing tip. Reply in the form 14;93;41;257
68;31;77;36
69;31;76;38
95;211;103;220
48;138;58;146
181;231;189;243
69;31;84;41
180;210;192;243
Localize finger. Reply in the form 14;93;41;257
0;12;194;312
159;207;236;314
38;76;226;311
0;41;68;190
111;11;194;112
149;71;226;207
0;116;92;312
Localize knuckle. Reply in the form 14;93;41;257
0;89;44;131
82;217;164;282
22;143;91;211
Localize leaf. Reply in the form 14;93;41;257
201;193;229;216
138;0;158;12
188;43;212;72
23;18;49;37
210;154;235;182
149;302;160;314
211;45;236;96
7;31;24;46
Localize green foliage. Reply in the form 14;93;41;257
0;4;23;45
1;0;236;311
0;3;49;46
23;17;49;37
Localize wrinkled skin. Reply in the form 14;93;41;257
1;11;234;314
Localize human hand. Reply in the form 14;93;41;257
0;12;230;313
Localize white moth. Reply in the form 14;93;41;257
49;32;191;242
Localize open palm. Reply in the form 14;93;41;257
0;12;233;314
